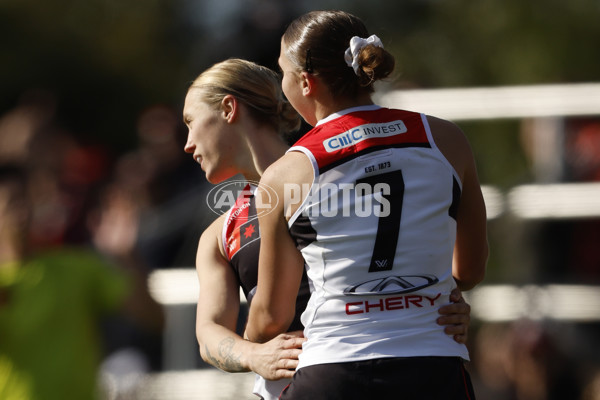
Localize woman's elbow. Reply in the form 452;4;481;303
198;343;210;364
196;330;209;362
257;319;291;342
456;269;486;291
247;308;293;343
455;247;488;291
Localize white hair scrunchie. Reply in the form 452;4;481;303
344;34;384;75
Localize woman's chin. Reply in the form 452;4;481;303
205;170;235;185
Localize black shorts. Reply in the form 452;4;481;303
279;356;476;400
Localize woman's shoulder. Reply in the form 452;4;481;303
263;151;313;186
198;213;228;256
425;115;474;181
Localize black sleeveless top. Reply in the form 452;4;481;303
223;184;309;331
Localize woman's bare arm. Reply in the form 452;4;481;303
428;116;488;290
245;154;309;343
195;216;305;378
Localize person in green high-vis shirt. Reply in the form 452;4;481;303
0;164;130;400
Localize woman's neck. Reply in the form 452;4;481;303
242;126;290;182
313;93;374;124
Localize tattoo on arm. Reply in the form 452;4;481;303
204;337;247;372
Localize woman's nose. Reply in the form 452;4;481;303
184;137;195;153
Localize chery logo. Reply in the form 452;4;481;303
343;274;439;296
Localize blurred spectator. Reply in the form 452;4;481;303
0;89;56;165
472;319;582;400
0;93;177;398
565;119;600;182
521;117;600;284
89;182;165;398
583;370;600;400
111;104;213;269
0;163;129;399
471;322;513;400
564;118;600;283
2;92;213;269
26;129;111;249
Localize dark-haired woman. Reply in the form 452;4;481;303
245;10;488;399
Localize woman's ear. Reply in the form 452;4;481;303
221;94;238;123
300;72;316;97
